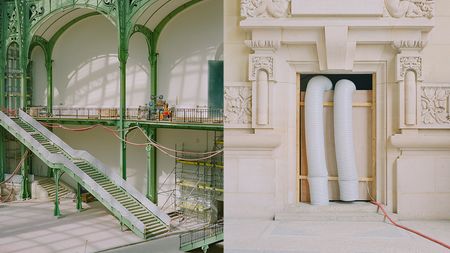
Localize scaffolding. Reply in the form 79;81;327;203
172;132;223;225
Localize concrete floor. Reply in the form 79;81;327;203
225;219;450;253
0;199;144;253
0;199;223;253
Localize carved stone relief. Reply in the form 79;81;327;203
385;0;434;19
249;55;274;81
241;0;290;18
400;56;422;80
224;86;252;125
421;87;450;125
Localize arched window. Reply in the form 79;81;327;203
5;42;20;110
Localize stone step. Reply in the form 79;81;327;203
275;212;387;222
275;202;397;222
284;202;378;213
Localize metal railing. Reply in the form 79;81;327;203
26;106;223;124
1;108;20;118
179;223;224;249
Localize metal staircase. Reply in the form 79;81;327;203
0;109;171;239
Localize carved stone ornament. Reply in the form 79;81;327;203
400;56;422;80
241;0;290;18
385;0;434;19
224;86;252;125
249;55;274;81
421;87;450;125
392;40;427;52
245;40;280;52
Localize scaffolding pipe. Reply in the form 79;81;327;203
305;76;332;205
334;79;358;201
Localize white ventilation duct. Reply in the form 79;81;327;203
305;76;332;205
334;79;358;201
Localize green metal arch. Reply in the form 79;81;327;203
152;0;202;49
130;24;153;55
46;12;101;54
28;36;50;63
30;5;116;37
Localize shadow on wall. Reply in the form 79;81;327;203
158;0;223;108
52;15;150;108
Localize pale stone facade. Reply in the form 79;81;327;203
225;0;450;220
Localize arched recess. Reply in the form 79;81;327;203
156;0;223;107
51;14;119;108
127;32;151;107
30;46;47;107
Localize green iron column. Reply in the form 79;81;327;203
76;183;82;211
45;58;53;114
17;0;31;199
53;169;61;217
146;127;157;203
118;0;130;181
20;146;30;199
119;57;127;180
0;130;4;182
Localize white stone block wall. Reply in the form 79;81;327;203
225;0;450;220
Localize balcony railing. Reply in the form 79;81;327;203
26;106;223;124
179;223;224;249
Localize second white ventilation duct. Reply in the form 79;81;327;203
305;76;332;205
334;79;358;201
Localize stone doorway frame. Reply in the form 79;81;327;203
291;61;388;207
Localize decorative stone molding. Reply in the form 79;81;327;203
421;86;450;125
392;40;427;52
241;0;290;18
398;56;422;81
249;55;274;81
224;86;252;126
245;40;280;52
385;0;434;19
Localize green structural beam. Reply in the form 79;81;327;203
119;59;128;180
46;59;53;114
118;0;131;181
146;127;157;203
53;169;61;217
76;183;82;211
0;130;4;182
20;146;31;199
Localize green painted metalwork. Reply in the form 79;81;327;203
145;127;157;203
34;117;224;131
29;0;118;35
53;168;61;217
0;130;4;182
76;183;82;211
118;0;131;181
180;232;224;252
20;145;31;199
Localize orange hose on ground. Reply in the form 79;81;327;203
371;201;450;250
